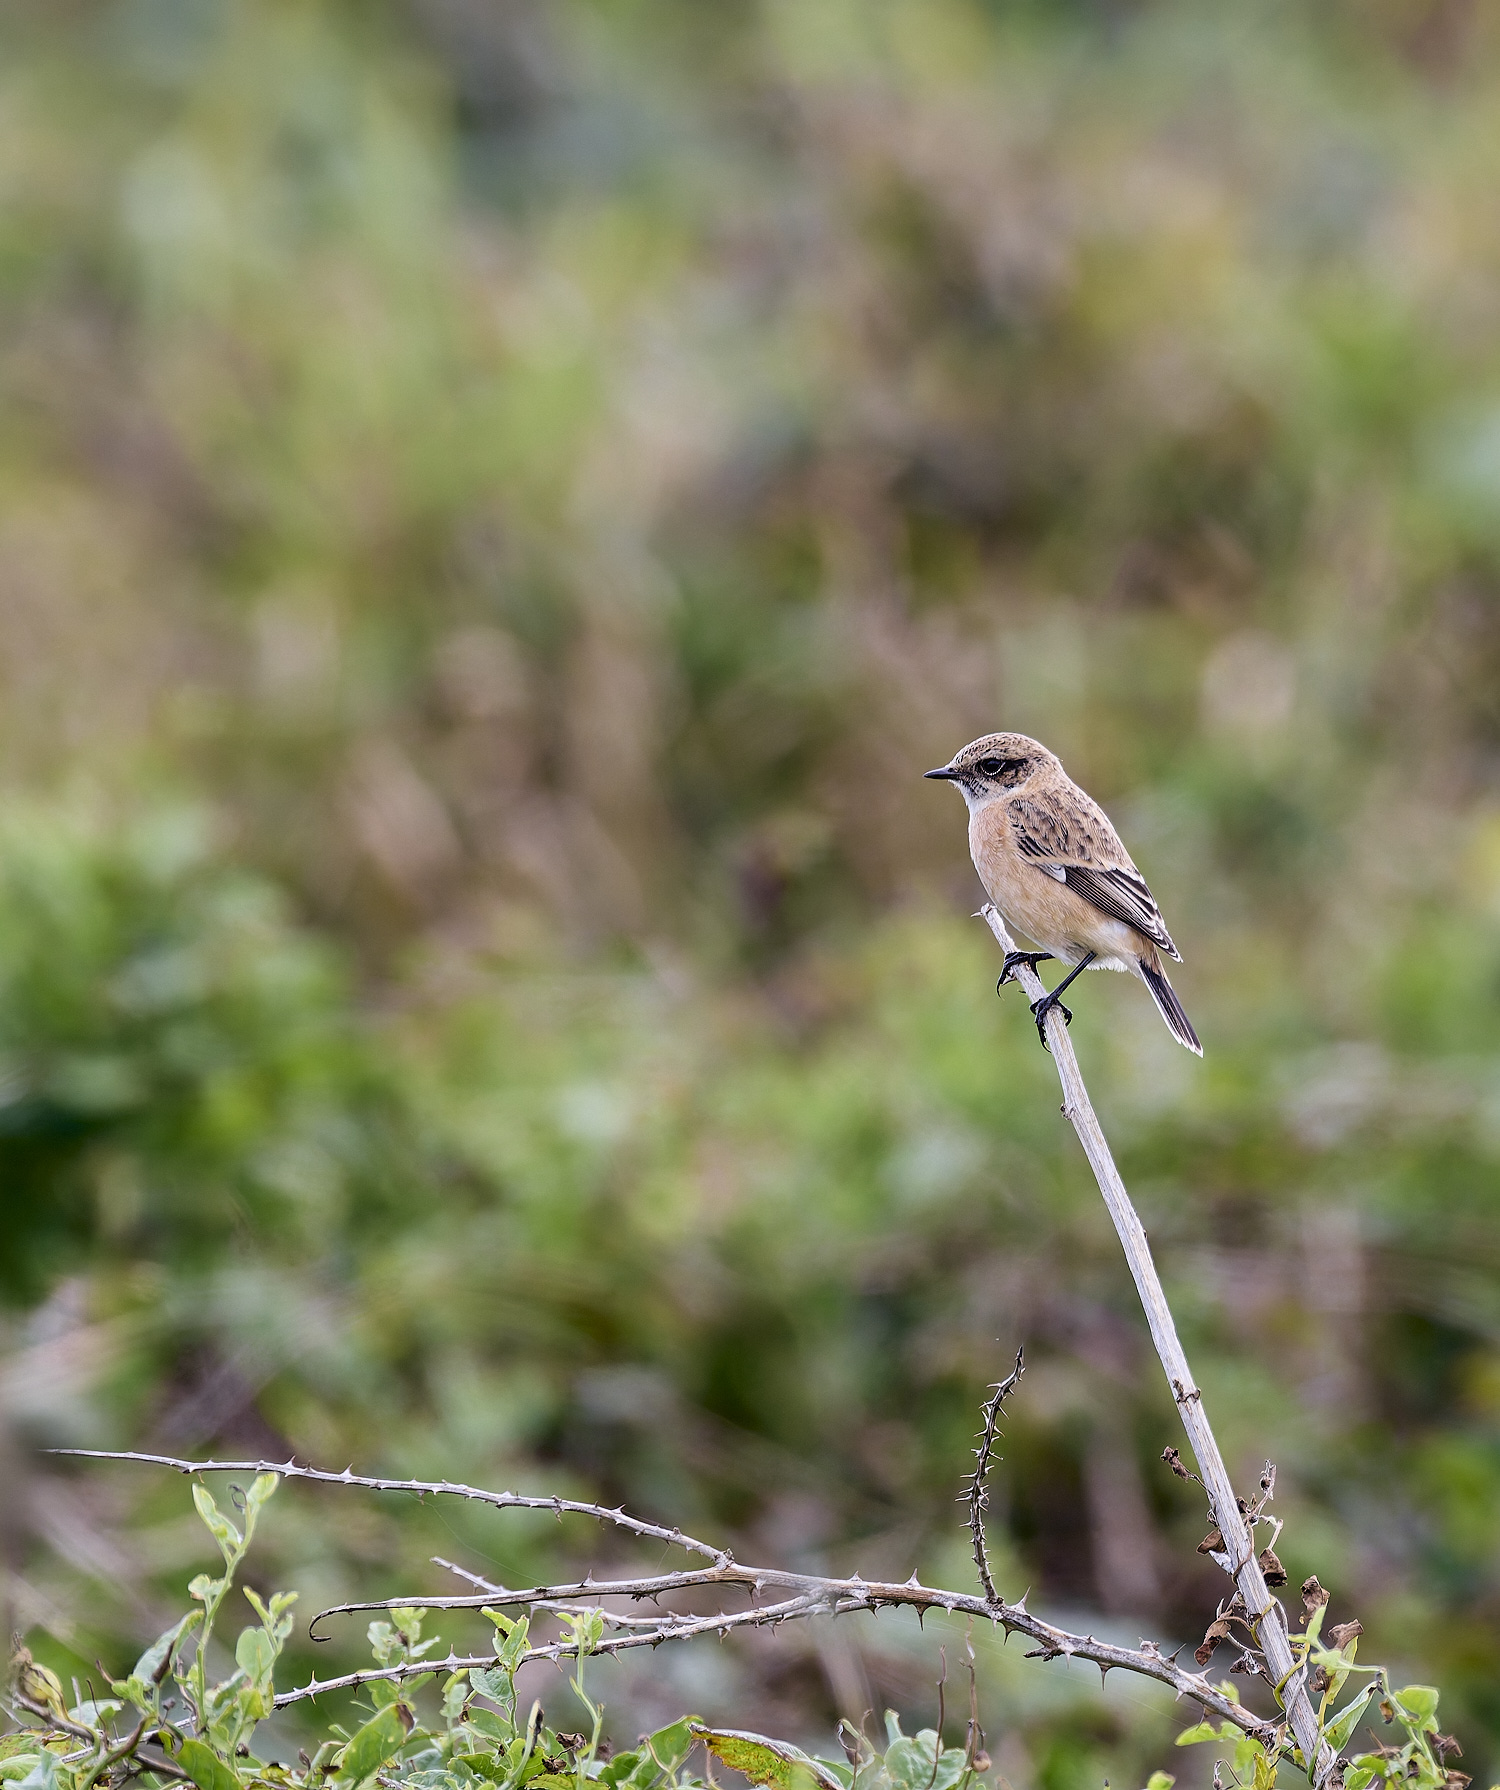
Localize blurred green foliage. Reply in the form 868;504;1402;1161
8;0;1500;1784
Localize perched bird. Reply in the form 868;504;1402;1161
925;732;1201;1054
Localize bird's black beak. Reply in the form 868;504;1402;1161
924;766;958;780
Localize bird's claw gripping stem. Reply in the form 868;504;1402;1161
1029;990;1073;1050
996;950;1054;994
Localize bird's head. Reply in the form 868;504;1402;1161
924;732;1056;809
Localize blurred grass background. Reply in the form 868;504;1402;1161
7;0;1500;1784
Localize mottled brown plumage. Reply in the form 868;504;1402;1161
925;732;1201;1053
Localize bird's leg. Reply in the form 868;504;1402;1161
1030;952;1096;1050
996;950;1054;994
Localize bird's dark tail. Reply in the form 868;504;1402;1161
1139;957;1202;1055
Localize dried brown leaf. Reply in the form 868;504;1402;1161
1195;1616;1232;1665
1301;1575;1330;1615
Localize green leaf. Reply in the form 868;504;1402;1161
1146;1775;1176;1790
483;1613;530;1673
1176;1723;1233;1747
694;1728;842;1790
235;1626;276;1685
193;1485;243;1565
241;1475;280;1534
7;1751;58;1790
883;1733;968;1790
335;1704;413;1785
177;1738;243;1790
67;1698;123;1729
1232;1738;1264;1782
132;1613;203;1688
242;1588;297;1642
441;1673;470;1724
468;1667;512;1705
1324;1686;1378;1753
1391;1689;1440;1734
642;1720;699;1779
189;1574;226;1605
0;1758;43;1784
597;1752;644;1788
467;1709;513;1744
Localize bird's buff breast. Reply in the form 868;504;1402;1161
969;803;1131;966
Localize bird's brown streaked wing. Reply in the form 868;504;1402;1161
1010;795;1182;960
1060;864;1180;960
1011;795;1081;862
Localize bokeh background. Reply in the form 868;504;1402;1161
7;0;1500;1784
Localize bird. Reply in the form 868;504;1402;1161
925;732;1201;1054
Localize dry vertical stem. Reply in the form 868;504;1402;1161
979;904;1333;1786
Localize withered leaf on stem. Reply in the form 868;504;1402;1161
1434;1736;1464;1762
1197;1528;1225;1555
1257;1547;1287;1587
1162;1446;1192;1480
1327;1620;1363;1649
1301;1575;1330;1616
1444;1772;1472;1790
1310;1666;1330;1696
1195;1616;1232;1665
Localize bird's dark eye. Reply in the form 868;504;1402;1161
977;757;1002;776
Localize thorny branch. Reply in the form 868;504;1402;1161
51;1450;728;1564
55;1449;1273;1740
963;1348;1024;1607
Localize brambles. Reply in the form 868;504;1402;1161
3;1478;990;1790
6;1457;1483;1790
